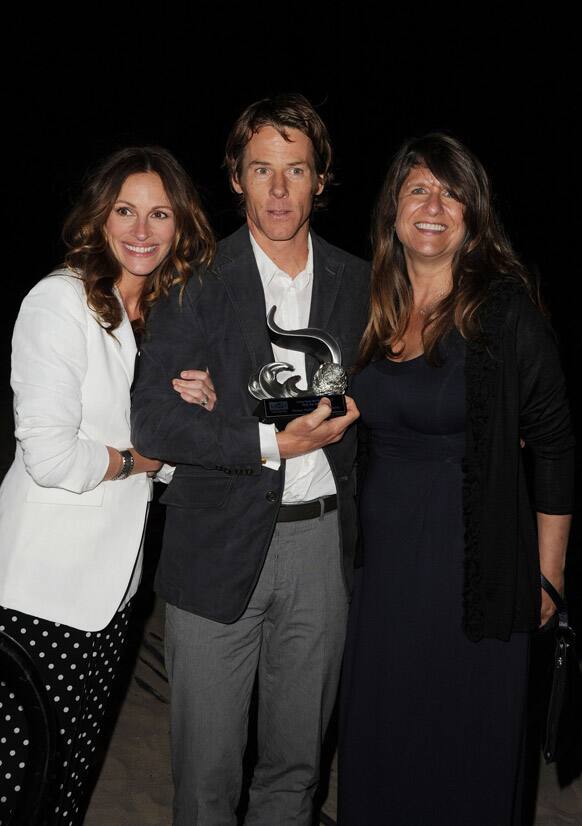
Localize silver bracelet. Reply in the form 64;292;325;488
113;449;134;480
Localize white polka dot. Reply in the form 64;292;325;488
73;642;80;649
29;639;36;646
70;664;77;670
1;795;7;803
58;675;64;681
42;631;49;637
39;652;45;658
64;632;70;638
5;773;11;779
22;739;28;745
51;642;58;648
20;628;26;634
54;696;60;702
33;618;39;625
61;653;68;659
4;715;11;721
14;785;21;792
48;664;54;670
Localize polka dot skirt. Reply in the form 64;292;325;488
0;603;131;826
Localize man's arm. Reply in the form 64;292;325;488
131;281;263;473
131;279;359;473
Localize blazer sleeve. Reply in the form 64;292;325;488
131;277;263;474
11;275;109;492
515;293;575;514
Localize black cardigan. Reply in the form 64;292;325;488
463;279;575;641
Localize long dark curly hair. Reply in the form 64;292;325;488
63;146;215;333
358;132;537;366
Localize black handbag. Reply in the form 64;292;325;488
539;574;581;764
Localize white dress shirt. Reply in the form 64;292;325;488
251;233;336;504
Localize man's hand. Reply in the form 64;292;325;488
276;396;359;459
172;369;217;411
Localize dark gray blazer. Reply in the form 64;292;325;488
131;227;370;623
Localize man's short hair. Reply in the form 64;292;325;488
225;93;333;207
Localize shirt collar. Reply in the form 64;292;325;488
249;231;313;291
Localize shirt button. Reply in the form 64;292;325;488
265;490;278;503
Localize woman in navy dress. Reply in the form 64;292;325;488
338;133;574;825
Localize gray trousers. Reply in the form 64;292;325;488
165;510;349;826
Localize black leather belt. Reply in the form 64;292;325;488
277;494;337;523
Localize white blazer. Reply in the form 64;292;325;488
0;271;152;631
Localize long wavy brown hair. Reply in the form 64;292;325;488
358;132;537;367
63;146;215;333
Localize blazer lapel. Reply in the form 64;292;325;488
110;290;137;383
306;232;345;381
213;227;274;372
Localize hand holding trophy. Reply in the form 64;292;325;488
249;307;348;429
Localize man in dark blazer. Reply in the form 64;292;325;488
131;94;370;825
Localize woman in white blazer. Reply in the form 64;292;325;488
0;146;215;825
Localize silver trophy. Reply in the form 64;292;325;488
249;307;348;428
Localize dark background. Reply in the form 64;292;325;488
2;6;578;597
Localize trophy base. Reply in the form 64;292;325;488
255;394;347;429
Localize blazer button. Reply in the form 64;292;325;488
265;490;278;503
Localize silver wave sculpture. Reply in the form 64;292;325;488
248;307;347;401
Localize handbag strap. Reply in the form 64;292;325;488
541;574;569;630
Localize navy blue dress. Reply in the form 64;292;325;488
338;333;529;826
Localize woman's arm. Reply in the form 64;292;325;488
103;446;162;480
515;294;575;625
538;512;571;625
12;276;109;491
12;275;158;491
